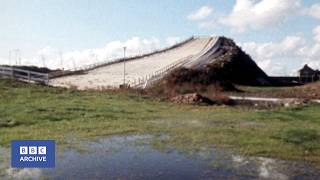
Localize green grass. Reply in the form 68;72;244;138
274;129;320;151
0;78;320;166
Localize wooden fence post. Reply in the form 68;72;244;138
11;68;14;79
28;72;31;81
46;74;49;84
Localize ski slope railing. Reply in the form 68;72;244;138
0;66;49;84
67;36;195;73
130;55;193;88
130;37;218;88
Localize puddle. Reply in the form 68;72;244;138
1;135;319;179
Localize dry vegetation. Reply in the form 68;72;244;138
145;68;235;105
234;82;320;99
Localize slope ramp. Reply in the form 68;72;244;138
50;37;215;89
50;36;269;89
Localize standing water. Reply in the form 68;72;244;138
1;135;319;179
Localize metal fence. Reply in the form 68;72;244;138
47;36;196;79
130;55;193;88
0;66;49;84
66;37;195;72
0;36;204;87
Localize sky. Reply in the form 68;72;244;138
0;0;320;75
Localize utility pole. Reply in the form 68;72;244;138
123;46;127;86
41;54;46;67
14;49;20;65
72;58;76;70
9;50;11;65
59;51;64;70
19;56;22;66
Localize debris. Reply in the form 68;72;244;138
170;93;214;105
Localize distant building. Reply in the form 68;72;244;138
298;64;320;82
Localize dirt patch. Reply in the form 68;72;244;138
170;93;214;105
169;93;235;106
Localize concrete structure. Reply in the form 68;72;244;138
49;37;220;90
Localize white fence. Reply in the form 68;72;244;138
48;36;195;79
130;55;193;88
0;36;210;88
0;66;49;84
69;37;195;72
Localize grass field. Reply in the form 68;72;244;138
0;78;320;166
233;82;320;99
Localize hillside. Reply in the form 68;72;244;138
174;37;270;86
148;37;270;98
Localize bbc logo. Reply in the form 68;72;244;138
11;140;55;168
20;146;47;155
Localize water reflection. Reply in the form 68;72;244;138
1;135;319;179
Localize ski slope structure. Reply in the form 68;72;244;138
50;36;220;89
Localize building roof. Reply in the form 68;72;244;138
299;64;315;72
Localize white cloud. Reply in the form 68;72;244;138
297;28;320;65
241;32;320;76
166;37;181;46
221;0;302;33
241;35;307;75
313;26;320;42
299;43;320;66
0;57;7;64
242;36;305;58
281;36;306;52
0;37;188;70
309;3;320;20
187;6;213;21
199;20;217;29
58;37;162;69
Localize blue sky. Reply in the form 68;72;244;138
1;0;320;75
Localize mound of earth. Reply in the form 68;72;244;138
170;93;235;105
147;36;270;100
204;37;270;85
170;93;212;105
167;37;270;87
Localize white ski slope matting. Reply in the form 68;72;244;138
50;37;218;89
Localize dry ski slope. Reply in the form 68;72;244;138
50;36;219;89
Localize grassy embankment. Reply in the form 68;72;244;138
0;79;320;166
233;82;320;99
